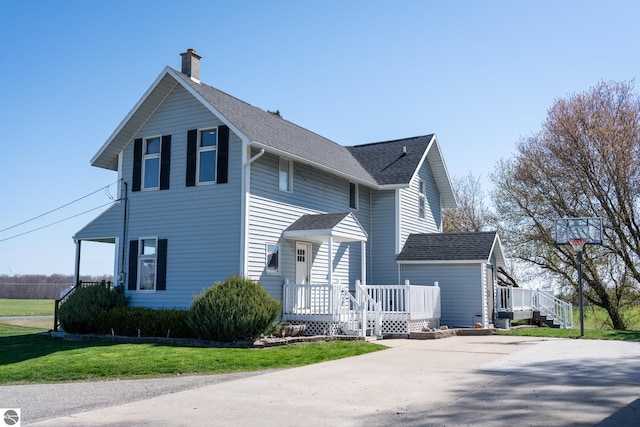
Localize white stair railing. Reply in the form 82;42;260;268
532;289;573;329
355;281;382;337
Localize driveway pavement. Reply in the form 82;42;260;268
10;335;640;426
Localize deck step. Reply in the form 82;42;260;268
533;311;561;328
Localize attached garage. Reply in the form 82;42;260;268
397;232;506;328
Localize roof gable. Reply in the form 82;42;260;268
347;135;433;185
90;64;456;195
284;212;367;242
397;232;505;267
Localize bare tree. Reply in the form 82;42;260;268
442;172;492;232
492;80;640;330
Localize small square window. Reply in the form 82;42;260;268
349;183;359;210
266;243;280;275
418;179;426;219
279;158;292;192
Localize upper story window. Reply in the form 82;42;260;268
198;128;217;184
349;182;359;210
143;137;161;190
418;179;426;219
279;158;292;192
138;238;157;291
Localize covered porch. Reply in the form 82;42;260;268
282;280;441;337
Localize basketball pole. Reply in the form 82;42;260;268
577;249;584;337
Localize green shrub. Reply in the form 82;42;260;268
58;285;128;334
93;307;193;338
188;276;281;342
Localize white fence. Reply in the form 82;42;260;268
358;281;440;321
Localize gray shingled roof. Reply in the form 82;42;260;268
285;212;351;232
397;232;498;262
92;65;455;195
347;135;434;185
172;69;378;186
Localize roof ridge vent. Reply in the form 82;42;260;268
180;48;202;83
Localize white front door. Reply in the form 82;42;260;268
295;242;311;284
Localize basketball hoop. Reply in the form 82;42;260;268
569;238;587;253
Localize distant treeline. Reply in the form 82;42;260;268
0;274;114;299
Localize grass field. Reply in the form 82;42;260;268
0;324;386;385
0;299;54;317
577;305;640;330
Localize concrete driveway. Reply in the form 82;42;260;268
21;335;640;426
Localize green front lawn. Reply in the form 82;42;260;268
0;324;385;385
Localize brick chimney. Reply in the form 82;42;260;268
180;48;201;83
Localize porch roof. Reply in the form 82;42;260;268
283;212;368;243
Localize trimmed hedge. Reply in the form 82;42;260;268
58;285;128;334
93;307;193;338
188;276;281;342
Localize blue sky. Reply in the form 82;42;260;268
1;0;639;276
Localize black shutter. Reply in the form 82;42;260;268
132;138;143;192
217;125;229;184
156;239;168;291
160;135;171;190
128;240;139;291
186;129;197;187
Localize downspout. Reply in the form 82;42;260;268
119;181;128;289
241;147;265;277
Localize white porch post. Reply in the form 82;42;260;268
361;240;366;286
327;236;333;285
73;239;81;287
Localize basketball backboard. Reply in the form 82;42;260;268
554;217;603;246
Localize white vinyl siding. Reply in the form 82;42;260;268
400;263;483;328
247;151;371;297
370;190;397;285
399;162;441;248
114;84;243;309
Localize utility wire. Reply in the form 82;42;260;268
0;201;116;243
0;180;119;234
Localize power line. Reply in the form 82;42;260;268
0;201;116;243
0;180;119;234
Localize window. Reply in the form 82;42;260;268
349;182;359;210
138;238;157;291
266;243;280;275
197;128;217;184
143;137;161;190
418;179;426;219
279;158;292;192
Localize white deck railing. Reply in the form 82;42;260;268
496;285;573;328
358;281;440;321
283;281;439;336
